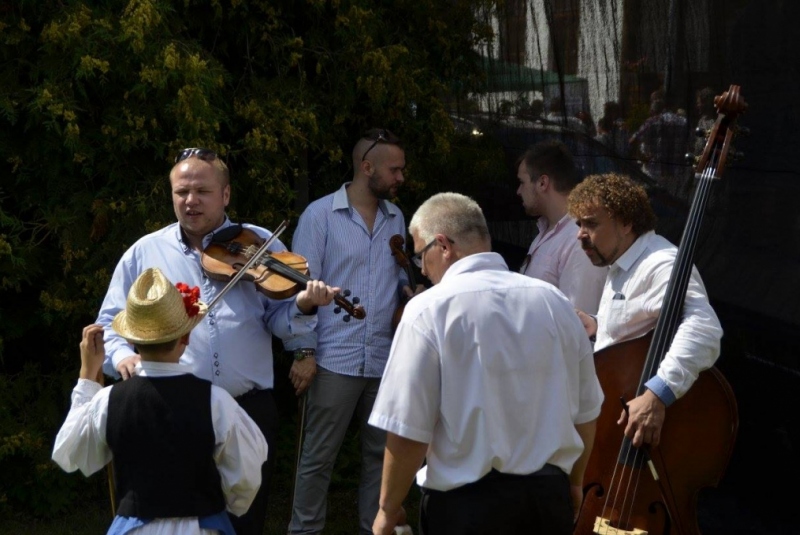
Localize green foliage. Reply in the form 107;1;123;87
0;0;503;519
0;364;106;519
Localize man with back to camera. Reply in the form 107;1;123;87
369;192;603;535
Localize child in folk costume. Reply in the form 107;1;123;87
52;267;268;535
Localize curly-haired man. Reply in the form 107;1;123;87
568;173;722;448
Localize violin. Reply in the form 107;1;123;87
201;226;366;322
389;234;417;331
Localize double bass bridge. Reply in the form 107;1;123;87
593;517;648;535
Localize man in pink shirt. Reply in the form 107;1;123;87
516;140;608;314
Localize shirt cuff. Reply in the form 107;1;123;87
645;376;676;407
291;300;317;317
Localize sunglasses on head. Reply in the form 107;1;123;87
361;129;390;162
175;147;218;164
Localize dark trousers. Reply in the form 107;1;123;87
229;388;278;535
419;466;573;535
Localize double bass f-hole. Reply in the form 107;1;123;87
201;225;366;322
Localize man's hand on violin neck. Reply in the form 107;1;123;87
296;280;340;314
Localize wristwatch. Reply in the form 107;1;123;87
293;348;316;361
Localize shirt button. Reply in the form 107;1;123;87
214;353;218;358
215;370;220;376
214;361;219;367
209;320;215;325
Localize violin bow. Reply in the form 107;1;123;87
207;220;289;310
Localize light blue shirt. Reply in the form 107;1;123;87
97;218;317;397
292;183;407;377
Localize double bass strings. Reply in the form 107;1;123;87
598;156;720;533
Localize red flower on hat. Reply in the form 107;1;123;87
176;282;201;317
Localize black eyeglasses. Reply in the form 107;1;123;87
411;237;454;268
175;147;218;164
361;129;388;162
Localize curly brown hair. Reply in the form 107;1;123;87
567;173;657;235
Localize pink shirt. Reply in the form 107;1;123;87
520;214;608;314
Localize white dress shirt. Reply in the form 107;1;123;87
520;214;608;314
369;253;603;491
52;362;269;534
594;231;722;405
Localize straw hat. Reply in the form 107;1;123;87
111;267;208;345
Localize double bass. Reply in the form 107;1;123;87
574;86;746;534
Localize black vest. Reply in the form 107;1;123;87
106;374;225;518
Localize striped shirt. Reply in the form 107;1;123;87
97;218;317;397
292;183;408;377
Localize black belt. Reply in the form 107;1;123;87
483;464;564;480
235;387;271;402
423;464;565;495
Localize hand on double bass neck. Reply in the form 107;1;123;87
619;389;666;447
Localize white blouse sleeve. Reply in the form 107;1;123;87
211;386;270;517
51;379;113;477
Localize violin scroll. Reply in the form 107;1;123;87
333;289;365;322
389;234;418;331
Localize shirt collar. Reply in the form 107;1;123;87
175;216;234;251
331;182;399;218
537;213;573;235
134;360;195;377
440;252;508;283
613;230;654;272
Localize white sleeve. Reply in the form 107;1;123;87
369;319;441;444
211;386;270;517
51;380;113;477
657;266;723;399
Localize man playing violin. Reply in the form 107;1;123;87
96;148;339;535
289;128;422;535
569;173;722;448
